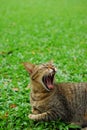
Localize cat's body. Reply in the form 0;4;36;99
24;62;87;129
30;82;87;127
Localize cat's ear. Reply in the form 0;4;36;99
23;62;35;74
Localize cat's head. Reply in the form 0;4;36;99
23;62;57;91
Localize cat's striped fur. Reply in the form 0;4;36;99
24;62;87;129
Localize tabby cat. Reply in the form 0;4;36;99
23;62;87;129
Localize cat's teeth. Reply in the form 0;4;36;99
55;68;57;72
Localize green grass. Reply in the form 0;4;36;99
0;0;87;129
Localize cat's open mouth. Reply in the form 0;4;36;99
42;73;55;91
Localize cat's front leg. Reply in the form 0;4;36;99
28;110;58;121
32;107;40;114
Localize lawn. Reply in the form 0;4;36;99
0;0;87;129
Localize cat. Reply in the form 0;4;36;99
23;62;87;129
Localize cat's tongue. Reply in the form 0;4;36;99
47;84;54;89
46;78;54;89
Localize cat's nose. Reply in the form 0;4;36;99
52;67;57;73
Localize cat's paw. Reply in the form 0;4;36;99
28;114;41;120
28;114;36;119
28;114;33;119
